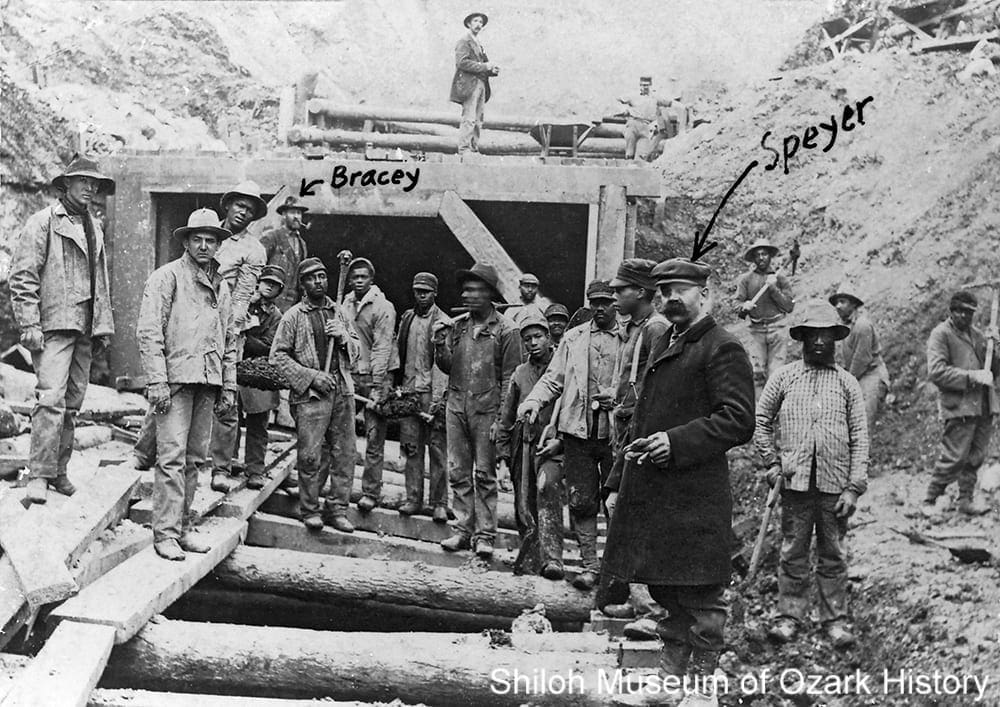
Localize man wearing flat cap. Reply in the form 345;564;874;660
509;273;546;327
603;258;754;700
519;279;622;591
10;155;116;504
450;11;500;154
395;272;449;522
756;299;869;650
544;303;570;347
261;195;310;314
434;262;522;558
735;237;795;388
136;209;238;560
923;289;997;517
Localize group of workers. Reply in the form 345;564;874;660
9;153;998;707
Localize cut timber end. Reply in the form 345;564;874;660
0;494;78;608
2;620;115;707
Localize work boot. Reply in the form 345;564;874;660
602;601;637;619
327;515;355;533
154;539;186;561
475;538;494;559
541;562;565;581
440;533;471;552
133;454;153;471
824;620;856;649
303;514;324;531
25;478;48;505
958;497;991;516
432;505;449;523
357;495;377;513
767;617;799;644
246;473;266;490
624;617;660;641
681;649;722;707
211;472;231;493
398;501;421;516
51;475;76;497
281;473;299;491
572;570;598;591
659;639;692;677
178;531;211;554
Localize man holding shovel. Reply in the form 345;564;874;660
270;257;359;533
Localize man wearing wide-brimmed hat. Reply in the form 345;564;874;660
450;11;500;154
433;262;522;558
755;299;868;650
734;237;795;388
830;283;891;438
136;209;239;560
10;155;116;504
261;195;310;313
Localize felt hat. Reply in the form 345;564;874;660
519;273;540;285
652;258;711;287
544;303;570;320
412;272;439;292
519;313;550;335
609;258;658;289
743;237;780;261
51;155;115;195
456;263;503;300
275;195;309;214
172;208;231;241
789;300;850;341
220;180;268;221
585;279;615;302
297;257;326;280
260;264;286;289
464;11;488;27
828;283;864;308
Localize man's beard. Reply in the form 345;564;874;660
803;344;835;366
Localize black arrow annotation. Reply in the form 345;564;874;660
690;159;759;263
299;178;324;197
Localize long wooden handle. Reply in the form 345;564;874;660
985;288;999;372
746;476;783;582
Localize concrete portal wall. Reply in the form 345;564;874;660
103;153;658;385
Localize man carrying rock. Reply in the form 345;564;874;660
518;280;622;591
261;195;309;314
923;290;997;517
10;155;116;504
136;209;238;560
602;258;755;705
434;263;522;559
450;11;499;154
343;257;397;513
755;299;869;649
734;237;795;388
395;272;449;522
270;257;360;533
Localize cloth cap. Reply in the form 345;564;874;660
412;272;439;291
950;290;978;312
276;195;309;214
297;257;327;280
52;154;116;195
260;265;287;288
789;299;851;341
456;263;503;300
519;273;540;285
519;313;550;335
743;237;780;261
220;180;268;221
544;303;570;320
652;258;711;287
172;208;231;241
464;11;488;27
586;279;615;301
609;258;658;290
348;257;376;276
828;283;864;308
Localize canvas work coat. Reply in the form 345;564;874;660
450;34;492;104
9;201;114;337
343;285;396;386
927;317;1000;420
602;315;755;586
260;224;307;313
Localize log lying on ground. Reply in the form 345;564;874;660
90;689;388;706
102;618;620;706
214;546;594;622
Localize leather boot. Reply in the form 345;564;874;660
541;562;565;581
246;473;266;490
211;472;231;493
25;478;48;504
51;475;76;497
154;539;186;561
958;497;990;516
659;639;692;677
398;501;421;516
357;495;377;513
327;515;355;533
572;514;599;590
440;533;470;552
432;505;449;523
624;617;660;641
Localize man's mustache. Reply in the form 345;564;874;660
663;302;687;315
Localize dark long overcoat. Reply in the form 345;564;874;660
602;315;755;586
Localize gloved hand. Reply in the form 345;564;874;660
146;382;172;415
970;369;994;387
834;490;859;518
20;326;43;352
324;318;347;345
537;437;562;459
215;389;237;417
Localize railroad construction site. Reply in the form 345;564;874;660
1;0;1000;705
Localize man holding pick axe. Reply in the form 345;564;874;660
735;237;795;388
270;257;360;533
923;288;999;517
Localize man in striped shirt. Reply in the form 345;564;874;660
755;299;869;650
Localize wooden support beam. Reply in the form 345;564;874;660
0;494;78;609
214;545;594;622
595;186;628;280
3;620;115;707
102;618;618;705
70;521;152;590
438;191;524;303
49;517;246;644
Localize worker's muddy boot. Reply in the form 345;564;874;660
679;649;722;707
625;617;661;640
440;533;470;552
326;514;355;533
246;473;266;490
154;539;186;562
824;620;856;649
432;505;448;523
50;474;76;497
659;640;691;677
572;515;599;590
541;561;565;581
357;495;377;513
398;501;421;516
957;497;990;516
179;530;211;554
211;472;231;493
302;514;324;531
474;537;494;559
25;477;48;505
602;601;636;619
767;616;798;644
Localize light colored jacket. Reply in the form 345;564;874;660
269;297;359;405
9;201;114;337
343;285;396;385
927;317;1000;419
214;228;266;324
136;252;237;390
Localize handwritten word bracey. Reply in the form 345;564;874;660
330;164;421;192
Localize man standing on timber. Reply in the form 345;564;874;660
755;300;869;649
209;180;269;492
830;283;890;438
10;155;116;504
136;209;238;560
450;11;499;154
735;237;795;388
519;280;621;591
618;76;674;161
922;290;997;517
395;272;449;522
343;257;397;512
497;315;564;579
603;259;754;703
508;273;546;327
544;303;570;347
602;258;670;639
261;195;309;314
270;258;360;533
434;263;522;559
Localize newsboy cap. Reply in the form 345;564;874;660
260;265;286;289
519;273;540;285
609;258;658;290
544;303;570;320
586;279;615;301
518;314;550;335
297;257;326;280
652;258;711;287
412;272;439;291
